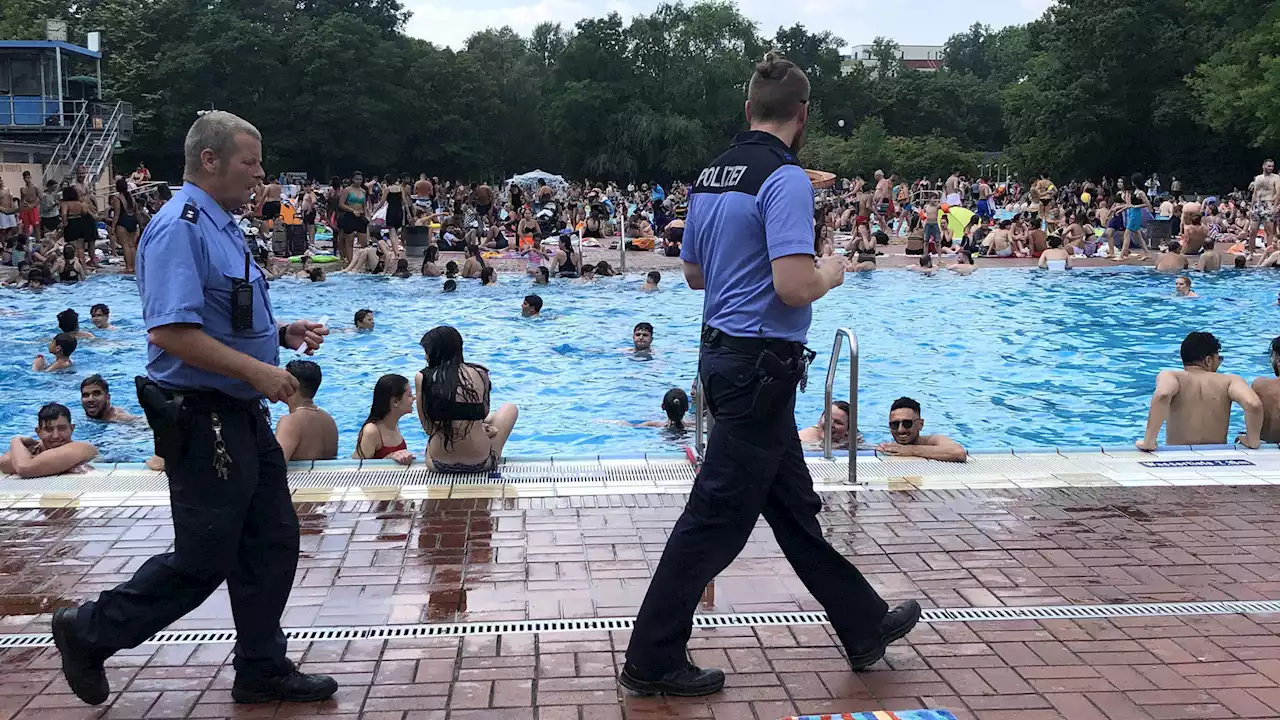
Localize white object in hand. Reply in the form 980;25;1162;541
293;316;329;356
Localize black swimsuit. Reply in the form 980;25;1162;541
116;196;138;233
386;189;405;229
558;251;578;277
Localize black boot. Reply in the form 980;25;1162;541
846;599;922;670
51;607;110;706
232;667;339;704
619;662;725;697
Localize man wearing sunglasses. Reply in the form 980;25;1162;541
877;397;968;462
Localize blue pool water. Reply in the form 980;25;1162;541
1;267;1276;462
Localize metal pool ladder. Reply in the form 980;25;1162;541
693;374;711;459
824;328;858;484
693;328;859;485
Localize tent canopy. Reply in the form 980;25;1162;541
943;206;975;239
505;170;568;198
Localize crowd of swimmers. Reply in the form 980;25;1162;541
6;165;1280;477
0;293;982;477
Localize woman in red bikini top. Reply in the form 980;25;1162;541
353;374;416;465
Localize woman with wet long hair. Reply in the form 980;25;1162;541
420;245;442;277
414;326;518;474
551;235;580;278
352;374;416;465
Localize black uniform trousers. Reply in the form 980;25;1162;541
625;339;889;676
76;393;299;678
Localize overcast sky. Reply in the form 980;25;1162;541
401;0;1055;50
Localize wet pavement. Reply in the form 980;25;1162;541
3;484;1280;719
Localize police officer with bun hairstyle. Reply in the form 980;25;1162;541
620;55;922;697
51;111;338;707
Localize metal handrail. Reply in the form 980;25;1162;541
86;102;123;183
63;101;120;185
692;375;710;459
64;106;104;176
48;103;91;170
823;328;858;484
618;205;627;273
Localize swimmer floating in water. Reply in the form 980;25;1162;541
33;333;76;372
625;322;654;354
1175;276;1197;297
609;388;690;431
89;304;116;331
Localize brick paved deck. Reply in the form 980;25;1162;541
3;484;1280;719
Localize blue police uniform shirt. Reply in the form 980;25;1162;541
681;130;815;343
137;182;278;399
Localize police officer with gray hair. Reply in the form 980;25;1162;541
51;111;338;706
620;55;921;697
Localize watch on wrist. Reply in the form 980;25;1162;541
278;324;288;349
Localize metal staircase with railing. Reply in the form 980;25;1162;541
46;100;124;191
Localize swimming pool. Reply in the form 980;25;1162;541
0;267;1275;461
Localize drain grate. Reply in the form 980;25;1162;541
3;600;1279;649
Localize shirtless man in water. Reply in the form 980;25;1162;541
1137;331;1262;450
1248;159;1279;247
1249;338;1280;444
798;400;857;448
0;403;98;477
274;360;339;461
80;376;138;422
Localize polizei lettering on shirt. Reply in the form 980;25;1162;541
697;165;748;190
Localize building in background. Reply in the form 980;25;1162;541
842;45;945;74
0;25;131;199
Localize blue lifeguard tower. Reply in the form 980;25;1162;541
0;31;132;190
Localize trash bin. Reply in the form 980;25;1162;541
1149;217;1172;244
285;224;307;256
404;225;432;257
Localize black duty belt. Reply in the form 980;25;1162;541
701;326;804;357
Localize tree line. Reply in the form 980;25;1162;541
1;0;1274;190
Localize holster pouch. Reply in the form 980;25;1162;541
135;376;188;461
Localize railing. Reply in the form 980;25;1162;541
85;101;124;183
913;188;942;206
58;108;104;180
57;100;122;188
618;205;627;273
692;374;711;459
823;328;858;484
47;105;90;170
0;97;85;128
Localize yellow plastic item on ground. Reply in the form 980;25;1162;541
943;206;975;239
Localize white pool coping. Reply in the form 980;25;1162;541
0;445;1277;507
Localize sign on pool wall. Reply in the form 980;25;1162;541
1137;459;1255;468
778;707;962;712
